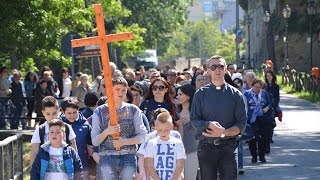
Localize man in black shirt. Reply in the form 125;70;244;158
191;55;247;180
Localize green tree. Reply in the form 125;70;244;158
162;20;239;63
120;0;193;54
216;32;237;64
0;0;93;71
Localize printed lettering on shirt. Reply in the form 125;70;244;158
155;143;176;179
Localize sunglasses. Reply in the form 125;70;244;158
210;64;225;71
152;85;166;91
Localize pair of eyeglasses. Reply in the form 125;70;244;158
152;85;165;91
132;94;140;98
210;64;225;71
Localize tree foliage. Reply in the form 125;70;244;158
162;20;239;64
0;0;194;71
120;0;193;54
0;0;93;71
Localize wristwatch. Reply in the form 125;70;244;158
220;133;226;138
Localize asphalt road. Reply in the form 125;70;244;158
238;92;320;180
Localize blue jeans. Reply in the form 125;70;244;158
99;154;136;180
237;140;243;169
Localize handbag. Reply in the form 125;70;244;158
275;105;283;122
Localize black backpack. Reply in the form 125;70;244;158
39;123;71;145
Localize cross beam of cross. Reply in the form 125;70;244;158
71;4;134;149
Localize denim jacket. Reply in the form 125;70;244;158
91;103;147;155
30;142;83;180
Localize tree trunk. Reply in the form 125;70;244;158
262;0;278;72
10;53;18;70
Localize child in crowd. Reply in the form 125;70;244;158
145;111;186;180
30;119;83;180
91;77;147;180
60;97;93;179
34;79;51;126
30;96;77;165
81;92;98;119
136;108;181;180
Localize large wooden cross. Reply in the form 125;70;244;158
71;4;134;148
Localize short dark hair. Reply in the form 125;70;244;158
42;96;59;110
227;64;234;68
61;97;79;111
130;85;143;96
112;76;128;87
251;79;264;87
0;66;8;74
38;79;47;85
126;87;133;103
84;92;98;107
97;96;107;106
48;119;65;132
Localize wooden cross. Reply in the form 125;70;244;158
71;4;134;149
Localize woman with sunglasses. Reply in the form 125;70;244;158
140;77;178;128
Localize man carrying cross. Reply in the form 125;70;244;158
71;4;147;179
91;76;147;179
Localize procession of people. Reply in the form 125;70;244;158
1;55;282;180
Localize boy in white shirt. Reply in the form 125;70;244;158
145;111;186;180
30;96;77;165
136;108;181;180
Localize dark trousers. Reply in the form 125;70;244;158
26;99;34;117
0;100;8;128
249;116;273;158
11;103;24;129
197;139;237;180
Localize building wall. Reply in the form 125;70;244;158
247;0;320;72
188;0;244;32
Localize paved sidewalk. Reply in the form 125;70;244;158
238;92;320;180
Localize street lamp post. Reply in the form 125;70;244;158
263;10;271;61
246;15;252;69
307;0;316;70
283;5;291;68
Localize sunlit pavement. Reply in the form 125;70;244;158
238;92;320;180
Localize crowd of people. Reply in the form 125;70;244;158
0;56;282;179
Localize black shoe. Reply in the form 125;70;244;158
259;157;267;163
238;170;245;175
265;149;270;154
251;156;257;163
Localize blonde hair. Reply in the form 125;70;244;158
156;111;173;124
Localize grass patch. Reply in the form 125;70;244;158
277;75;320;104
23;141;31;180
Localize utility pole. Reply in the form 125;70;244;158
236;0;240;67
